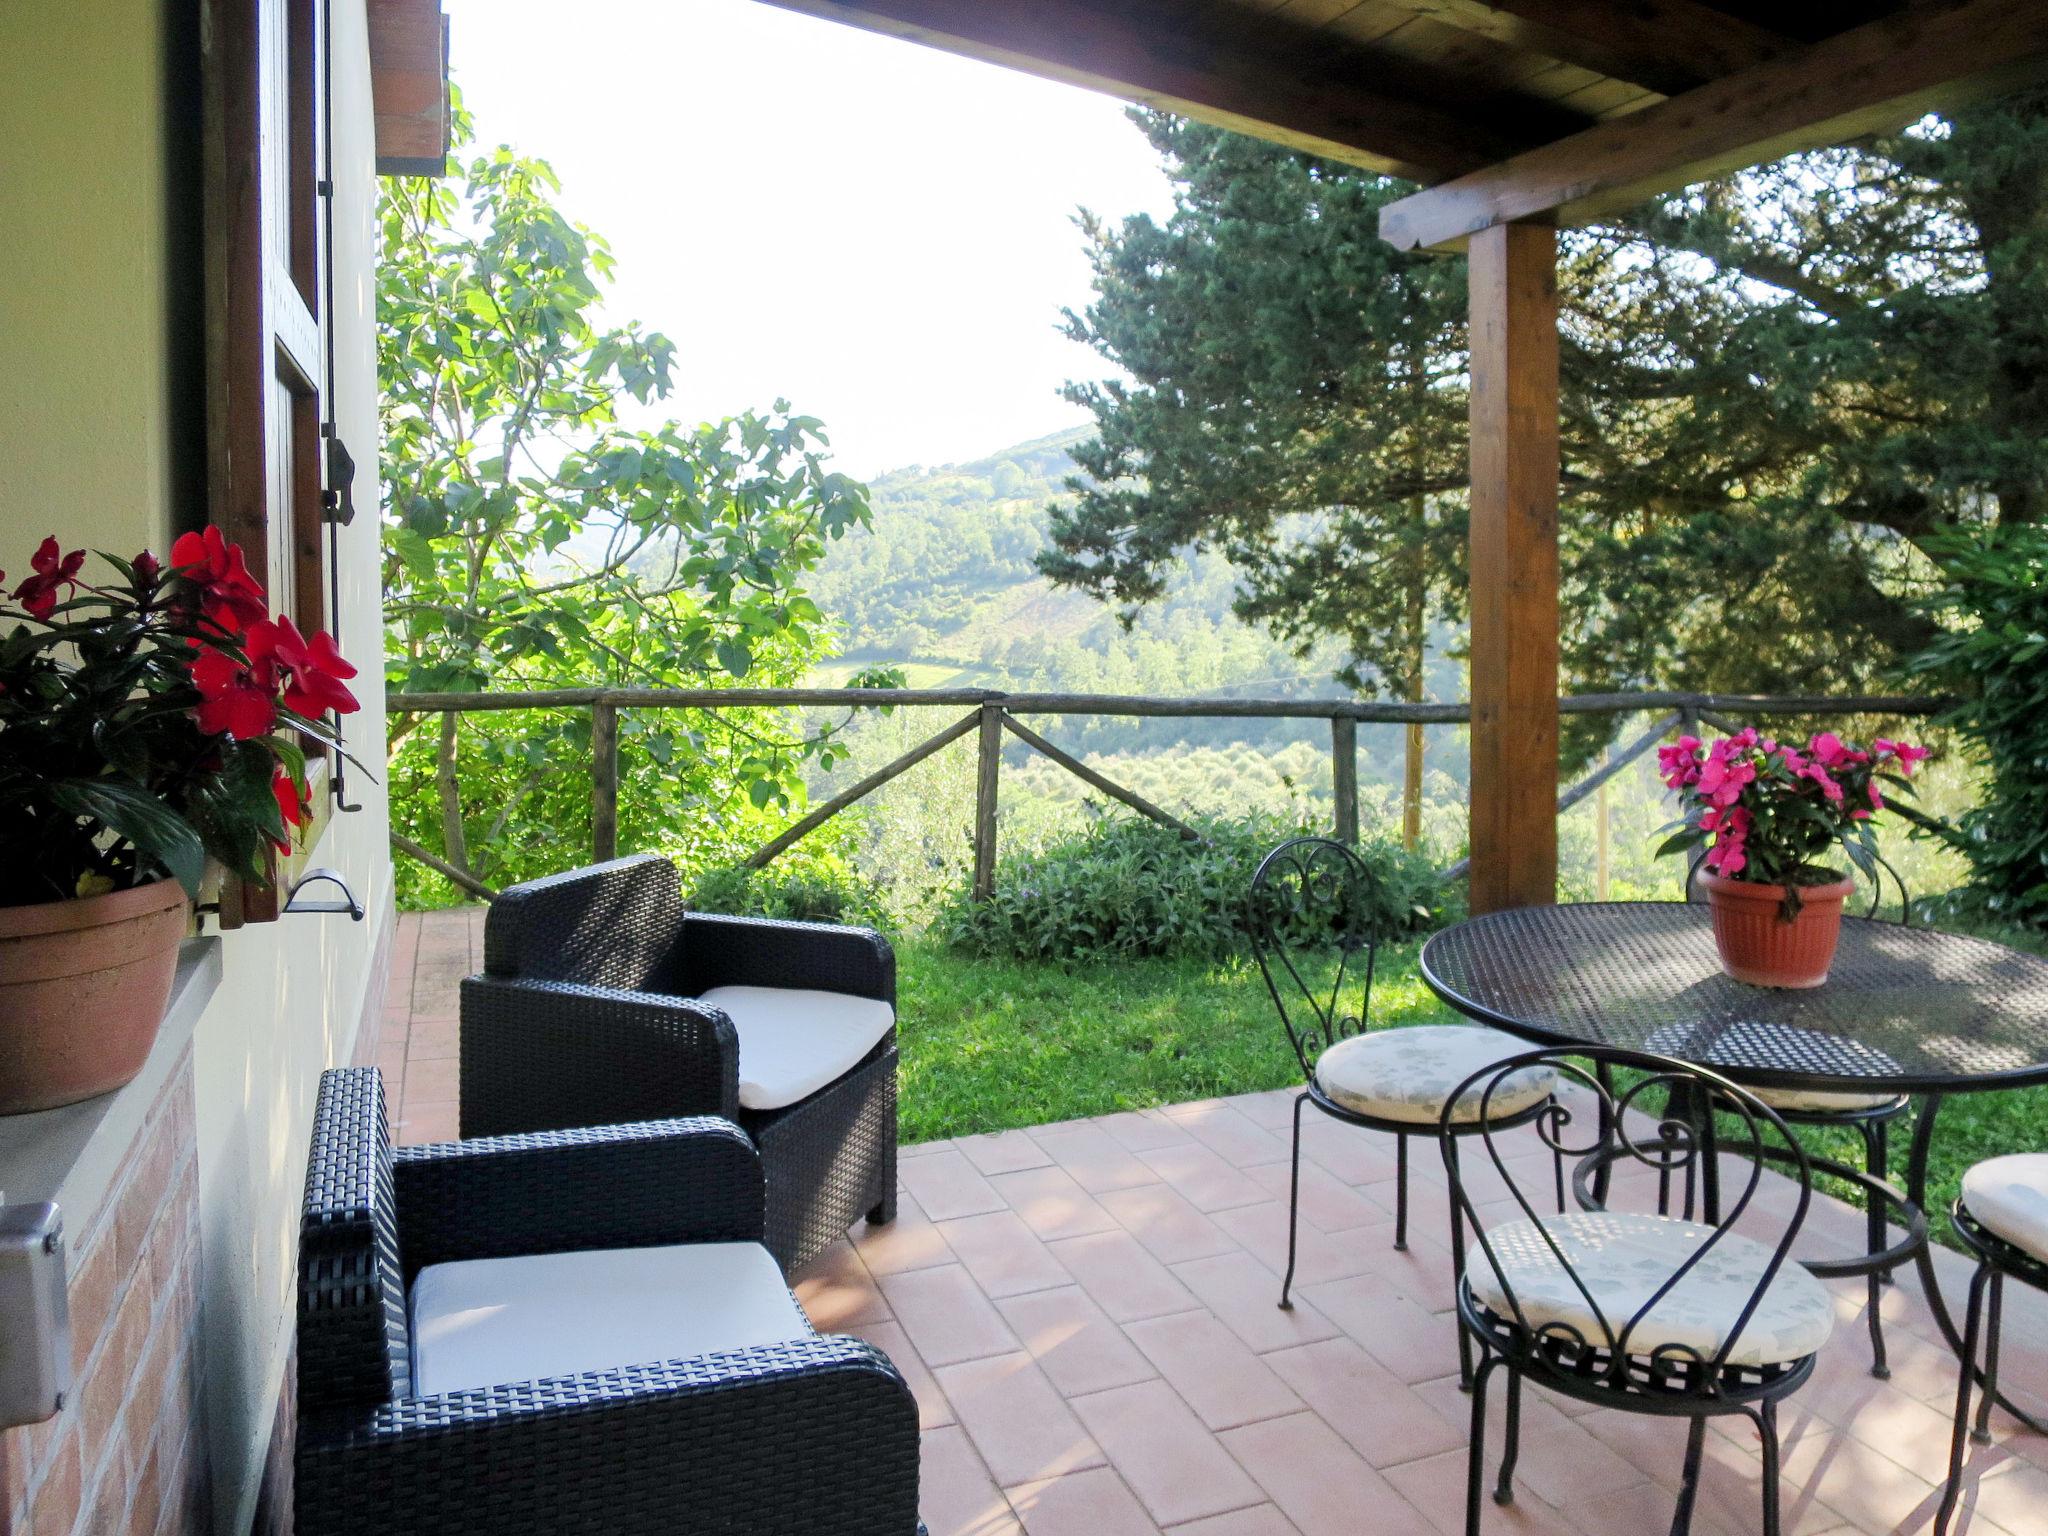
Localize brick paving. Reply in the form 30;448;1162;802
383;909;2048;1535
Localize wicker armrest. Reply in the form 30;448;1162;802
296;1337;921;1536
460;974;740;1136
669;911;896;1003
392;1116;763;1275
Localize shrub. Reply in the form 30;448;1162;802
941;812;1449;964
688;853;893;932
1913;526;2048;928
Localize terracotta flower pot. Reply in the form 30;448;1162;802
1700;870;1854;989
0;878;189;1114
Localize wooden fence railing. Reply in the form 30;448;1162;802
384;687;1946;902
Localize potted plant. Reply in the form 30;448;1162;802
1656;728;1929;987
0;531;359;1113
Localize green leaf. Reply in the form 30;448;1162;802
46;777;206;898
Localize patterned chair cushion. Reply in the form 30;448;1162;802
1314;1025;1553;1125
1465;1211;1836;1368
1961;1152;2048;1264
1745;1084;1905;1115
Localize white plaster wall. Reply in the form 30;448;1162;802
0;0;180;554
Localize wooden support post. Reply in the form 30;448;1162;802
1402;722;1424;850
973;704;1003;900
1595;746;1611;902
591;701;620;862
1466;222;1559;914
1331;716;1359;846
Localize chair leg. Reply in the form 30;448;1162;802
1862;1120;1890;1378
1494;1364;1522;1505
1974;1271;2004;1444
1447;1139;1474;1390
866;1192;897;1226
1757;1400;1784;1536
1465;1352;1495;1536
1280;1091;1307;1310
1395;1131;1410;1252
1935;1263;1992;1536
1669;1416;1708;1536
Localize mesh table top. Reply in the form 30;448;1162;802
1420;902;2048;1094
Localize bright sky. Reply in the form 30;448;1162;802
441;0;1175;479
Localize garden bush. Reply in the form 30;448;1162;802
942;811;1450;964
689;853;894;931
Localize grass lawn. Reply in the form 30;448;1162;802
895;933;2048;1250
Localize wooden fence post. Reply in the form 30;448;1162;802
591;701;619;862
973;705;1003;900
1331;715;1359;846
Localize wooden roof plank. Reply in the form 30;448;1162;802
1379;0;2048;251
754;0;1568;180
1403;1;1792;95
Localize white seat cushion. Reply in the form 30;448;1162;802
1746;1084;1905;1115
698;985;896;1112
1961;1153;2048;1264
1465;1211;1835;1369
410;1240;812;1397
1314;1025;1553;1125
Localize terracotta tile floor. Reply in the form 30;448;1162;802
382;909;2048;1535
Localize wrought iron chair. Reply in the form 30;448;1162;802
293;1067;922;1535
1685;849;1915;1376
1935;1153;2048;1535
1443;1046;1834;1536
1249;837;1559;1382
461;855;898;1272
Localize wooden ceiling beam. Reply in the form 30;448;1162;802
368;0;451;176
1404;1;1793;96
754;0;1572;181
1380;0;2048;251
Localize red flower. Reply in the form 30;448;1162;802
270;765;310;851
190;649;279;740
13;537;87;619
254;616;360;719
169;527;268;634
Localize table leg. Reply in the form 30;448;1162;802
1905;1093;2048;1436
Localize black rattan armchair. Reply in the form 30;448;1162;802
294;1067;921;1536
459;855;898;1271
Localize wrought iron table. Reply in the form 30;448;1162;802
1420;901;2048;1429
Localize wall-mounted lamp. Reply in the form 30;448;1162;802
284;868;364;921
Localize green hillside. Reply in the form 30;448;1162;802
807;430;1406;762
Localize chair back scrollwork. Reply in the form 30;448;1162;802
1248;837;1383;1084
1441;1046;1816;1398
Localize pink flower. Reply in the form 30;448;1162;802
1801;761;1844;803
1874;739;1931;774
1696;753;1756;808
1809;731;1852;769
1658;737;1703;791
